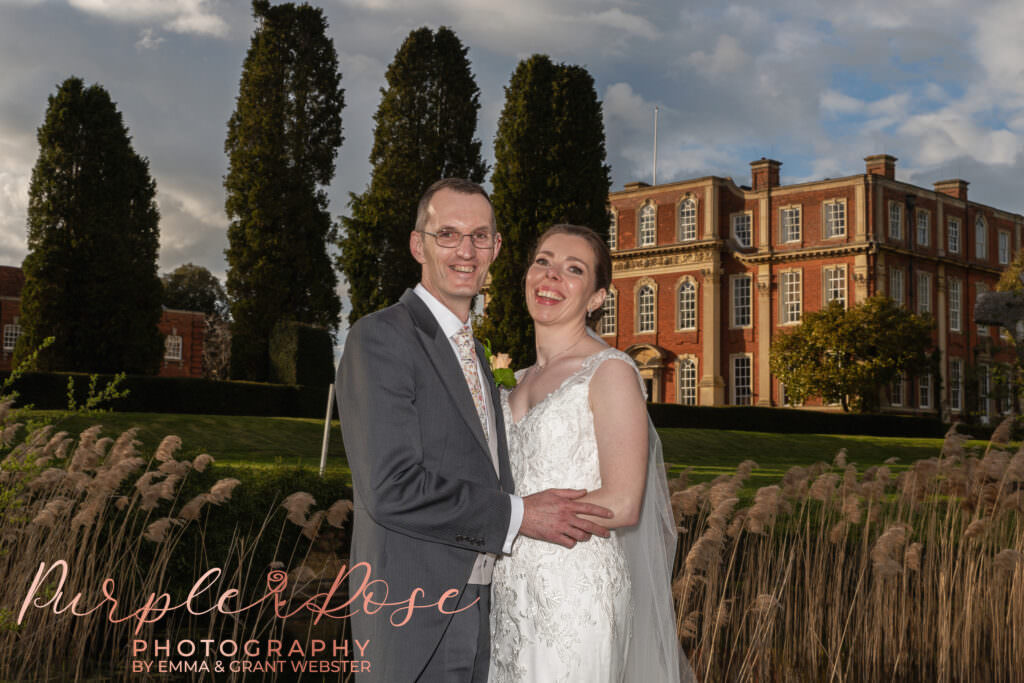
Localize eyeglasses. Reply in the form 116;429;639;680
418;228;498;249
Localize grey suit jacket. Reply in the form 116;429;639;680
336;288;514;682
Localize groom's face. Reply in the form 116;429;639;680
410;188;500;318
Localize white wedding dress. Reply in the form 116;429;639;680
490;347;674;683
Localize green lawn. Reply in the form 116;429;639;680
30;411;989;489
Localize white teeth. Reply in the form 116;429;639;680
536;289;563;301
452;265;475;273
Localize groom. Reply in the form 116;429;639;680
336;178;613;682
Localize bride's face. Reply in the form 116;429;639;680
525;233;606;327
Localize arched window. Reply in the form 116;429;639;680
598;288;617;335
677;280;696;330
637;285;655;333
639;204;656;247
608;209;617;250
678;198;696;242
679;358;697;406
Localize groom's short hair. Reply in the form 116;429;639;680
415;178;496;234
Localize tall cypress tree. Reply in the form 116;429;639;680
337;26;487;324
224;0;344;380
479;55;611;367
17;76;163;374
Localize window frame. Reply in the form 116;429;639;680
950;358;963;412
888;202;903;240
916;209;930;247
638;202;657;247
823;199;846;239
947;216;961;254
731;211;752;248
780;269;802;324
677;278;697;331
730;274;753;328
998;230;1010;265
598;287;617;335
164;334;183;361
975;216;987;260
678;197;697;242
678;357;698;406
889;267;905;308
917;271;932;316
636;283;656;333
607;208;617;250
918;374;932;410
824;265;847;308
780;205;801;243
949;278;962;332
730;354;753;406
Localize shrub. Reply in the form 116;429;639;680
269;321;335;387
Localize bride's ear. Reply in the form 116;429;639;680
587;288;606;315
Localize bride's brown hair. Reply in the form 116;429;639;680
529;223;612;325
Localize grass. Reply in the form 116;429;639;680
30;410;994;493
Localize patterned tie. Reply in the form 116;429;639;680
452;325;489;441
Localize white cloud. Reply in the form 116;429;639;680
603;82;658;132
687;35;750;76
821;89;864;115
135;28;164;50
68;0;229;37
589;8;659;41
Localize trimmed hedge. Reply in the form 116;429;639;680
269;321;335;387
0;371;330;417
647;403;948;438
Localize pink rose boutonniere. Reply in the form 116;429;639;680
483;340;517;389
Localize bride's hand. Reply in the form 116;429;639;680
519;489;613;548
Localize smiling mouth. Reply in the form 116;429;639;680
535;288;564;303
451;264;476;274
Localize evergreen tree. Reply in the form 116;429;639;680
478;55;611;367
337;26;487;324
17;77;163;374
224;0;344;380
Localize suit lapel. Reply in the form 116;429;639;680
477;340;514;492
401;290;492;458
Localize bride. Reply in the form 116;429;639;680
489;224;691;682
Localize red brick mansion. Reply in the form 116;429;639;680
0;266;204;377
601;154;1021;419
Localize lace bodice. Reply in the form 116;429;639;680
489;347;640;683
503;347;644;496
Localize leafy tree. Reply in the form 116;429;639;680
769;296;934;412
224;0;344;381
477;55;611;367
17;77;163;374
337;26;487;323
162;264;229;319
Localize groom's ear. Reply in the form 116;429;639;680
410;230;427;264
490;232;502;262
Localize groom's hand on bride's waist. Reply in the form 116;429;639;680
518;489;613;548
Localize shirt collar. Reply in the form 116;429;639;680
413;283;468;339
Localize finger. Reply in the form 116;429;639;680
549;488;587;499
573;519;611;538
568;502;614;518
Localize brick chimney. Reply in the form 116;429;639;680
864;154;897;179
750;158;781;191
933;179;969;202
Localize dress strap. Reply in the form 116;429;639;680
580;348;647;400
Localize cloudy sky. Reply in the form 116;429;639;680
2;0;1023;318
